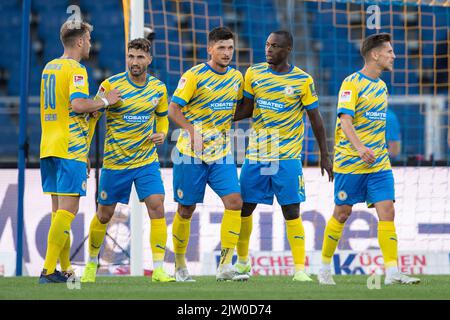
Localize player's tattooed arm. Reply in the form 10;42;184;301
307;108;333;181
233;96;254;121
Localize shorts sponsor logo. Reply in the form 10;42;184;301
339;90;352;103
100;191;108;200
73;75;85;87
338;190;348;201
177;77;187;89
177;188;184;199
81;181;87;191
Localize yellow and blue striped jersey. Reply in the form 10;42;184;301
40;58;91;162
94;72;168;170
171;63;244;162
334;71;391;174
244;62;318;161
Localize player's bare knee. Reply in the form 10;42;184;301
222;193;243;211
148;201;165;219
281;204;300;220
178;204;195;219
333;205;352;223
97;205;115;224
241;202;257;217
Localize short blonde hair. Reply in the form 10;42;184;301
60;21;93;47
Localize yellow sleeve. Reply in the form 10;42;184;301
301;75;319;110
243;67;254;99
69;65;90;102
171;70;197;107
155;84;169;135
337;79;358;117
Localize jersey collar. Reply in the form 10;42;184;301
126;72;149;88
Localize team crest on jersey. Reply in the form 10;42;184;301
82;181;87;191
233;83;239;92
177;77;187;90
337;190;348;201
177;189;184;199
284;86;294;96
73;75;85;87
151;97;159;107
100;191;108;200
339;90;352;103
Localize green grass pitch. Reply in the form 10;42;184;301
0;275;450;300
0;275;449;300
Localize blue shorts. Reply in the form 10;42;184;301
240;159;305;206
334;170;395;207
173;152;240;205
40;157;87;196
98;162;165;205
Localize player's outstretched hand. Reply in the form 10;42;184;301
106;89;122;105
320;155;334;182
357;146;376;164
150;133;166;145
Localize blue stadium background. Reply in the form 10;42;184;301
0;0;449;167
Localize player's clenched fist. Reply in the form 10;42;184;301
149;132;166;145
105;89;122;105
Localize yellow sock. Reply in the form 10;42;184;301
321;216;345;264
219;209;241;266
88;214;108;258
172;212;191;269
52;212;72;272
151;217;167;265
378;220;398;268
43;210;75;274
285;217;306;272
237;215;253;262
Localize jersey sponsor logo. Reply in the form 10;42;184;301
177;77;187;89
123;114;151;123
339;90;352;103
73;75;85;87
364;111;386;121
256;98;284;111
338;190;348;201
233;83;239;92
209;101;234;111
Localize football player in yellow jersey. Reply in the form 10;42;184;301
80;38;175;283
233;31;333;282
168;27;246;282
318;33;420;285
39;21;121;284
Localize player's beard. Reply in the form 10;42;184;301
130;66;144;77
